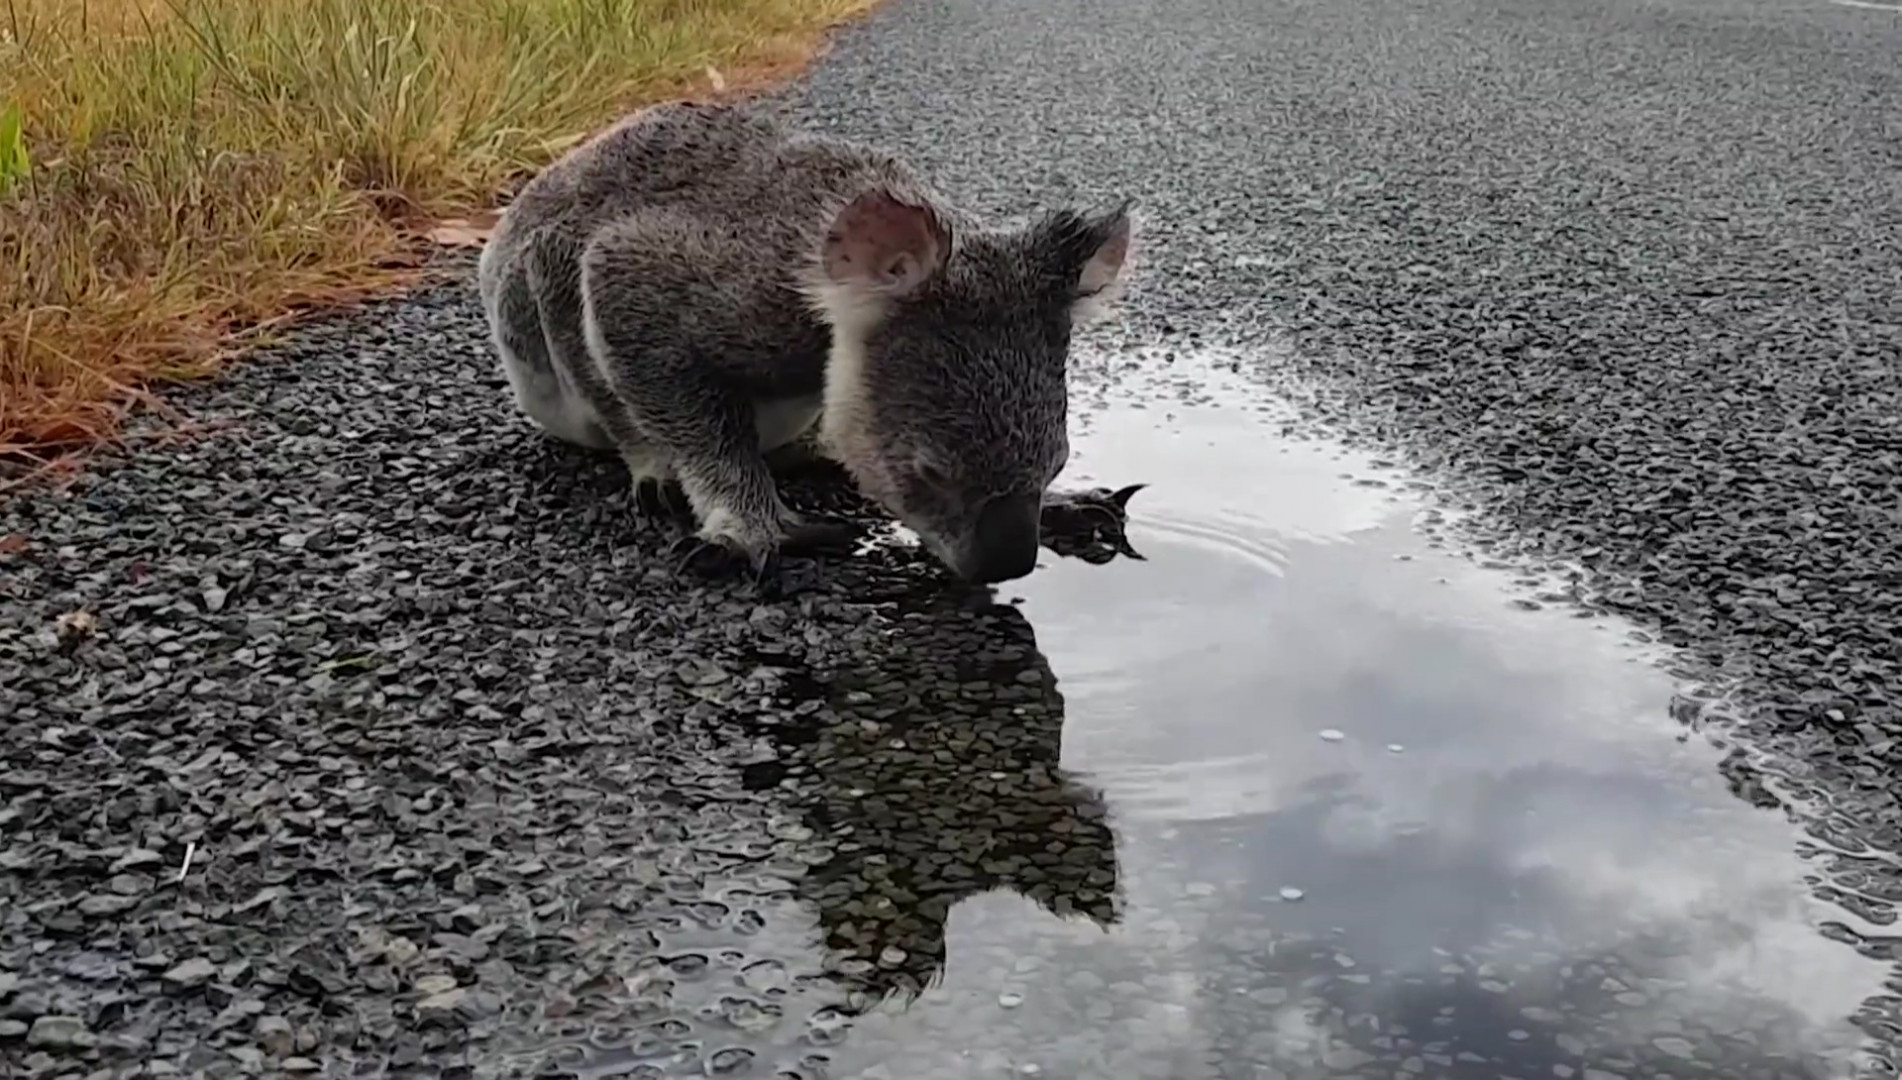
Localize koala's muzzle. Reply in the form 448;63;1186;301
962;492;1043;584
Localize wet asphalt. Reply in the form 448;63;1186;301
5;0;1902;1076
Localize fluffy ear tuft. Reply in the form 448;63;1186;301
1038;199;1137;325
1076;201;1133;295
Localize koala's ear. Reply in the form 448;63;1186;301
1076;202;1133;297
820;189;951;301
1046;200;1135;325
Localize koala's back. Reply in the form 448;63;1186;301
504;105;783;242
486;102;929;301
479;102;941;415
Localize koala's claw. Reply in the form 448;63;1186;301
780;516;865;557
1040;483;1148;564
667;533;758;581
636;478;694;524
665;533;816;599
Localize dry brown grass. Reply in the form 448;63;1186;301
0;0;878;474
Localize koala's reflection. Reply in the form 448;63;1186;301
763;595;1123;1012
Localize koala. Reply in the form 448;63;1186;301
477;101;1139;585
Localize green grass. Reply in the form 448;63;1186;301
0;0;877;468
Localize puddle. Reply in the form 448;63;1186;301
790;349;1895;1079
499;349;1897;1080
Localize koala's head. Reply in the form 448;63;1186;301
802;186;1135;585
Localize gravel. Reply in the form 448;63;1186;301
5;0;1902;1074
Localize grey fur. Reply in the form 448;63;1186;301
477;102;1135;583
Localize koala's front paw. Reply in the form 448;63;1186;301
1040;483;1147;564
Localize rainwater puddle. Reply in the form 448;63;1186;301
800;348;1896;1079
508;348;1897;1080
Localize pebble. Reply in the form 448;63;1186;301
1318;729;1346;742
256;1015;294;1056
161;958;216;988
25;1015;91;1049
413;974;458;996
417;988;469;1015
1652;1036;1696;1059
77;894;139;916
1278;887;1306;901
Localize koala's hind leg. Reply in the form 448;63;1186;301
517;239;693;523
487;260;617;451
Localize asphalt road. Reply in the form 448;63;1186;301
4;0;1901;1076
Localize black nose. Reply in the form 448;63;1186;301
967;492;1042;583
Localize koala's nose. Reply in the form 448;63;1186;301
967;492;1042;584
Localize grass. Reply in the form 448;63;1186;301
0;0;878;473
